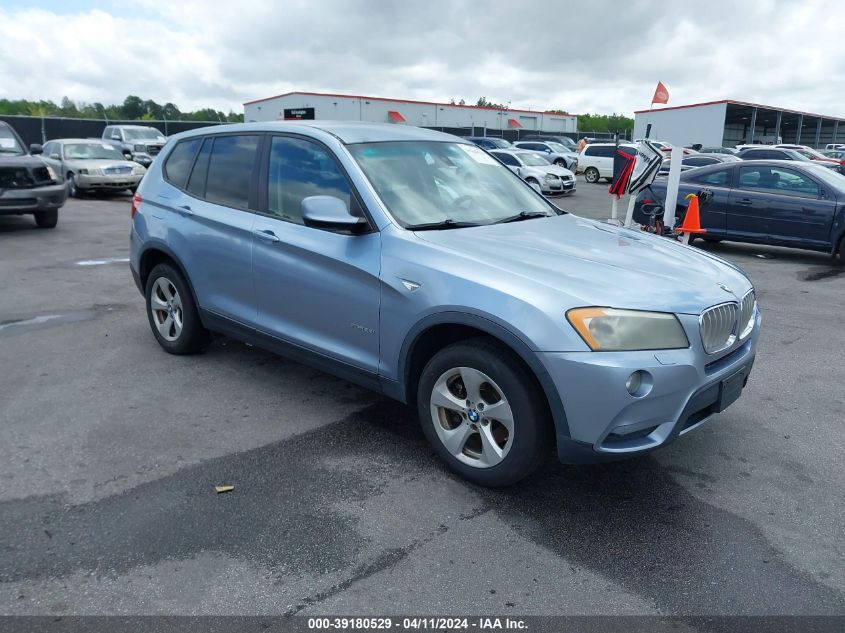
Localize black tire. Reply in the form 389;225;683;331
702;237;722;244
553;158;566;167
416;338;552;487
34;209;58;228
144;263;209;355
525;177;542;194
835;236;845;266
67;173;79;198
584;167;600;184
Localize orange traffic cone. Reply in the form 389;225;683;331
677;193;707;244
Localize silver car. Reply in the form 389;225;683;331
490;149;576;195
512;140;578;170
42;139;147;197
130;121;760;487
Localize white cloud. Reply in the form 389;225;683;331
1;0;844;116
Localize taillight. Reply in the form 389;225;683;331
840;159;845;166
130;193;141;219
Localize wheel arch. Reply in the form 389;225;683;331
396;312;571;438
137;244;204;320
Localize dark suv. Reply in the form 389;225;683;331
0;121;67;228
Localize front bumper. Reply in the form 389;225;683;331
131;153;154;167
0;182;67;214
541;309;761;463
77;173;143;190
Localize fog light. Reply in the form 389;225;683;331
625;370;653;397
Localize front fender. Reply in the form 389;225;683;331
388;310;572;439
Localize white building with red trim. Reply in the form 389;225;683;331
243;91;577;133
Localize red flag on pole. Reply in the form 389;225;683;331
651;81;669;105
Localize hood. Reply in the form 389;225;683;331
0;153;47;168
543;165;574;177
415;214;752;314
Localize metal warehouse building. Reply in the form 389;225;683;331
633;100;845;149
243;91;577;134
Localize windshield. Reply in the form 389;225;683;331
348;141;558;228
782;149;812;161
122;128;166;141
559;137;577;149
64;143;125;160
0;126;25;155
546;142;569;153
519;153;551;166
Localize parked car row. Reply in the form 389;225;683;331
489;149;576;195
634;159;845;260
0;120;166;228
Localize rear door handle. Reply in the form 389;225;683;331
177;204;193;216
735;199;753;206
253;229;280;242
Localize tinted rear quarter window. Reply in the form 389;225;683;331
186;138;212;197
205;135;260;209
493;152;519;166
163;138;201;188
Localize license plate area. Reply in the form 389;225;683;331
716;367;749;412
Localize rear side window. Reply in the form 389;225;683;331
186;138;212;197
163;138;201;188
267;136;356;225
205;135;260;209
691;168;730;186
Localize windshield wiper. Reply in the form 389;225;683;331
491;211;552;224
404;219;483;231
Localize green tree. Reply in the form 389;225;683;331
121;95;145;119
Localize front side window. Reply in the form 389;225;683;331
267;136;355;224
205;135;260;209
163;138;201;188
348;141;556;228
739;166;819;198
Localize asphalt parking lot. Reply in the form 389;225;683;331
1;180;843;617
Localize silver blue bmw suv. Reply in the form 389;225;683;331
130;121;760;486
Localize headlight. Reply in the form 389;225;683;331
566;307;689;351
45;165;57;181
544;174;560;181
132;165;146;175
79;168;103;176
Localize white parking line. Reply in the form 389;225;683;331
0;314;64;332
75;257;130;266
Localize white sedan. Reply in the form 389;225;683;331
490;149;576;196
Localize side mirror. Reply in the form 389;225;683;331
544;148;552;154
301;195;367;232
30;143;43;155
50;153;61;160
112;133;121;140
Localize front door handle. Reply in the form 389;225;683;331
735;199;753;206
176;204;193;216
254;229;280;242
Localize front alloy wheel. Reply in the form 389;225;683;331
430;367;514;468
417;339;551;486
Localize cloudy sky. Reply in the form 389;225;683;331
1;0;843;116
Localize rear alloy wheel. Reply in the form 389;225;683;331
554;158;566;167
145;263;209;354
417;339;551;486
584;167;600;183
34;209;58;228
